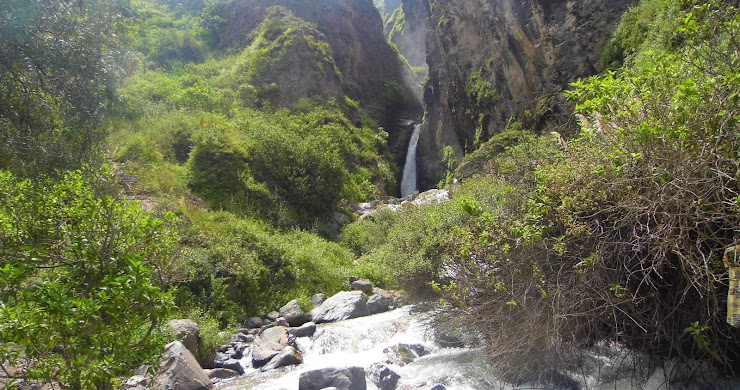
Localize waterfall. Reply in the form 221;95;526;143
401;124;422;198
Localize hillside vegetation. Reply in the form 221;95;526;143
346;0;740;383
1;0;739;388
0;0;406;387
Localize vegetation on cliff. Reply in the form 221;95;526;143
348;0;740;384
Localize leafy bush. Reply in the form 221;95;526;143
0;169;175;389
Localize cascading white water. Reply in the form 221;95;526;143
214;306;740;390
400;124;422;198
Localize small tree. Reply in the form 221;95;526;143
0;170;175;389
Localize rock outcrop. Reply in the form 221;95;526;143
401;0;634;188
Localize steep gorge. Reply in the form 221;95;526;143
399;0;635;189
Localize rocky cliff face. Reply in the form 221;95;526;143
406;0;634;189
209;0;423;179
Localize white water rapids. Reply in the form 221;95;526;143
401;124;422;198
213;306;740;390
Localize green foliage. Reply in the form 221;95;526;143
0;0;128;176
0;169;175;389
348;0;740;380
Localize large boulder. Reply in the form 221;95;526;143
311;291;370;324
298;367;367;390
151;341;212;390
261;346;303;371
252;326;290;368
168;319;200;356
280;299;311;326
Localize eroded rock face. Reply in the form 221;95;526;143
404;0;634;188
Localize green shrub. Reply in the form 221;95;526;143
0;169;175;389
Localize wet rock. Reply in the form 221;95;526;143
289;322;317;338
261;346;303;371
151;341;212;390
311;291;370;324
367;363;400;390
247;317;264;329
383;344;427;366
252;326;289;368
204;368;240;380
298;367;367;390
429;385;447;390
168;319;200;356
213;357;243;374
280;299;310;327
311;293;327;307
350;279;373;294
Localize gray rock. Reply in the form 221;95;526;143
289;322;317;338
213;358;243;374
279;299;310;327
275;317;290;327
234;333;255;343
261;346;303;371
168;319;200;356
252;326;289;368
430;386;447;390
311;291;370;324
367;363;400;390
151;341;212;390
311;293;327;307
266;311;280;322
298;367;366;390
204;368;240;380
350;279;373;294
247;317;264;329
367;294;392;315
259;323;276;335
